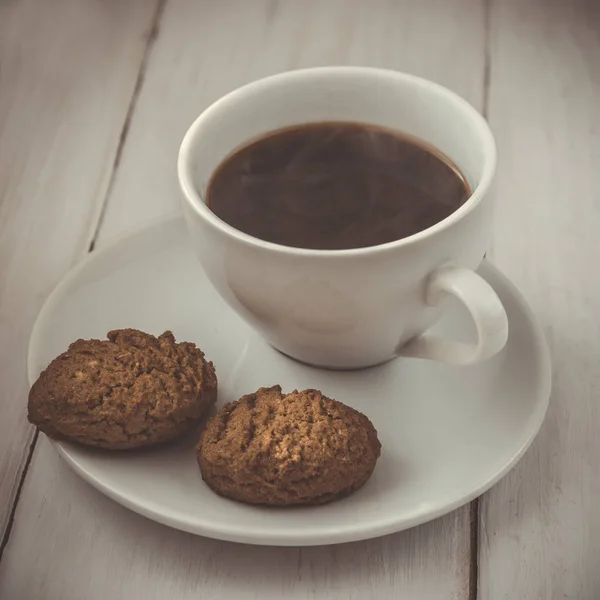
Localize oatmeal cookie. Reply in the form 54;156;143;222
28;329;217;449
197;385;380;506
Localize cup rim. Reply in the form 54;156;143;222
178;66;497;257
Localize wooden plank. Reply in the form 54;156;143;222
480;0;600;598
0;0;160;542
0;0;486;597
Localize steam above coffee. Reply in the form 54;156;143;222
207;122;470;250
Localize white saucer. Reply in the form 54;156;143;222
28;218;550;546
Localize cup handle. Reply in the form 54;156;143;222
396;264;509;365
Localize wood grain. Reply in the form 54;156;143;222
0;0;160;542
480;0;600;598
0;0;487;598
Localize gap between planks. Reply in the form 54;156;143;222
469;0;493;597
0;431;38;563
89;0;168;253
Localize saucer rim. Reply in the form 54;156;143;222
28;216;551;546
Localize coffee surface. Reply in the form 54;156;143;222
207;122;470;250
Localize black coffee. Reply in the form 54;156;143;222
206;122;470;250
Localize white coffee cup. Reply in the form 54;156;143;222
178;67;507;370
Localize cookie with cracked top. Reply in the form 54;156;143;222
197;385;381;506
27;329;217;450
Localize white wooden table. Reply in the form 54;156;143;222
1;0;598;598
